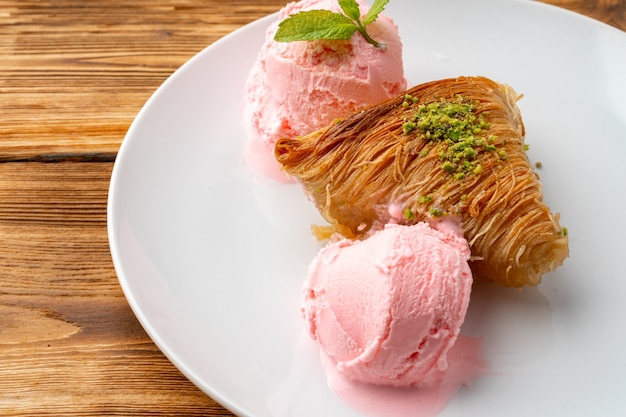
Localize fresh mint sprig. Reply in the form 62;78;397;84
274;0;390;49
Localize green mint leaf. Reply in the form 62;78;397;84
363;0;389;24
273;1;391;49
274;10;358;42
338;0;362;23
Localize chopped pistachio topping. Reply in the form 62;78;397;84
402;120;416;134
402;95;506;178
429;207;444;217
560;226;568;236
417;195;433;204
402;93;418;108
403;207;415;220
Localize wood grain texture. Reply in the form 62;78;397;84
0;163;223;416
0;0;285;160
0;1;623;416
549;0;626;29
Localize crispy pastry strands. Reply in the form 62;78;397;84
275;76;568;288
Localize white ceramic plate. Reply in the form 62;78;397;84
107;1;626;416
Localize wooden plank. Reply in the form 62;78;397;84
0;1;285;159
0;162;227;416
546;0;626;29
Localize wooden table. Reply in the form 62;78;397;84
0;1;623;415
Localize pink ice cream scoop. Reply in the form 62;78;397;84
242;0;407;181
302;222;473;387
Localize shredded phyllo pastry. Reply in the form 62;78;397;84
275;76;568;288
